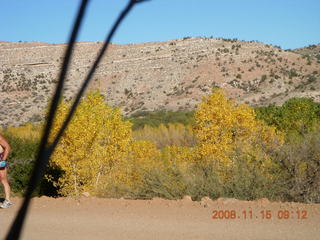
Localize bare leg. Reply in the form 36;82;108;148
0;167;11;201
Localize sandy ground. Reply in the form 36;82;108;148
1;196;319;240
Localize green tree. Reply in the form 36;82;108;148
256;98;320;138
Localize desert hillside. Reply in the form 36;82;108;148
293;44;320;58
1;38;319;126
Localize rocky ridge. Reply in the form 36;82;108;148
1;38;319;126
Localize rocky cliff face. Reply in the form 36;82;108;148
1;38;319;126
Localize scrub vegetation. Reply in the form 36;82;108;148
2;89;320;203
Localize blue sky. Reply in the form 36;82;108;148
1;0;319;49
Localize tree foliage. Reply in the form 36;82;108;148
193;89;283;178
256;98;320;138
48;91;160;197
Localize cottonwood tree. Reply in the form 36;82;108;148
193;89;283;180
48;91;133;196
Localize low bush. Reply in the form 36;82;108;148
0;133;59;196
273;129;320;203
127;110;194;130
133;123;196;149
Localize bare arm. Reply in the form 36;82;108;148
0;134;10;160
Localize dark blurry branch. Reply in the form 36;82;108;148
6;0;148;239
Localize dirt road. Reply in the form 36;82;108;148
1;197;319;240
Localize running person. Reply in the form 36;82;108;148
0;134;12;208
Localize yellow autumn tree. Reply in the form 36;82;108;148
193;89;283;179
48;90;162;197
49;91;133;196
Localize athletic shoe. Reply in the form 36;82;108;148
0;199;12;209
